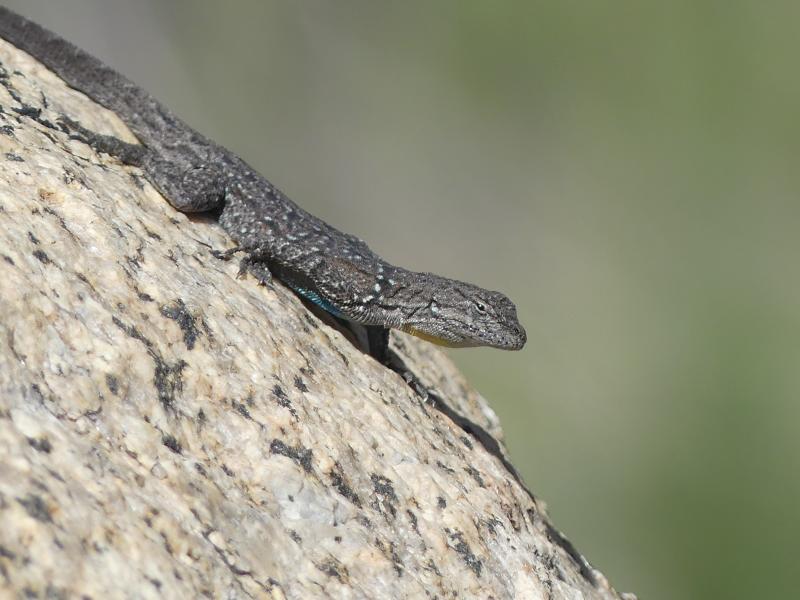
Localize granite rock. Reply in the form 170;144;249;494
0;39;633;600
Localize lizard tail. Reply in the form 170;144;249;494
0;7;178;142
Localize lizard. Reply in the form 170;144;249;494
0;7;526;361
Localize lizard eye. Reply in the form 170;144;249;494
474;301;487;314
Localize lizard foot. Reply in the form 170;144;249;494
239;256;272;286
211;246;272;285
57;115;146;166
402;369;430;401
210;246;242;261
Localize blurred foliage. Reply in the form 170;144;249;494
8;1;800;598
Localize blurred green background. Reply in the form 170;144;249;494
8;1;799;598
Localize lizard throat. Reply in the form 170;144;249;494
401;326;468;348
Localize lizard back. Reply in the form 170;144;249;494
0;8;385;271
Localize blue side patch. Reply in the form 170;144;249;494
294;287;344;318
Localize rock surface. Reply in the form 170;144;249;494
0;39;632;600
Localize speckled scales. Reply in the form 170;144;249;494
0;6;526;352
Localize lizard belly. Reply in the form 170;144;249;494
292;287;345;318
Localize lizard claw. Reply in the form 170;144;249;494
56;114;80;130
56;114;89;142
210;246;241;261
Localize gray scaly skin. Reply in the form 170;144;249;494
0;7;526;357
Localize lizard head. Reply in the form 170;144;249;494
397;274;527;350
316;258;527;350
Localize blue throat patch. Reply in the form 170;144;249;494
294;287;344;318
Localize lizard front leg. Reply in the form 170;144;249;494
58;115;227;213
365;325;390;365
211;245;273;285
59;115;146;166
